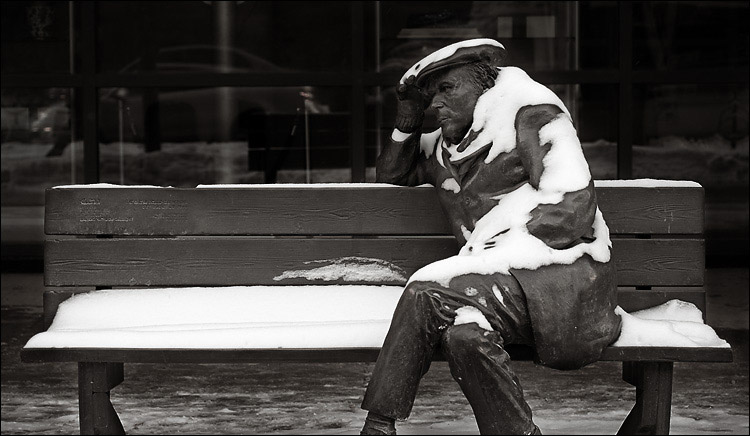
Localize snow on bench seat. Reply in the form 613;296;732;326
24;286;403;349
23;286;729;350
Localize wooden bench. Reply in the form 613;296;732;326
21;181;733;435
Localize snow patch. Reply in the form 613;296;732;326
492;285;505;305
53;183;170;189
594;179;702;188
419;129;442;159
23;286;404;349
273;257;407;283
400;38;505;84
454;306;494;331
613;300;729;348
197;183;401;189
391;129;412;142
463;287;479;297
538;115;591;192
408;184;611;287
441;178;461;193
460;225;473;241
23;290;727;350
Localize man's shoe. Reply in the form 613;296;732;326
360;413;396;435
528;424;542;435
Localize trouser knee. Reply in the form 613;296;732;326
442;323;506;363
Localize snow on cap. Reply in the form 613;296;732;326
400;38;506;87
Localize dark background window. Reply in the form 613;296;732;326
2;1;748;267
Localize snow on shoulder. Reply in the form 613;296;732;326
466;67;571;164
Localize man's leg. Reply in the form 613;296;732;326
441;323;538;435
361;280;458;420
362;272;536;433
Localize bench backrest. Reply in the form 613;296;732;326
43;182;705;315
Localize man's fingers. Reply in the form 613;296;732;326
405;75;416;86
396;84;408;100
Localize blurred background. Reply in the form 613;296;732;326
2;1;748;270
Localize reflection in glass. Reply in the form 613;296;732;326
97;1;352;73
98;86;351;186
1;1;72;74
1;87;80;206
377;1;579;74
575;84;618;181
632;84;749;189
633;1;749;70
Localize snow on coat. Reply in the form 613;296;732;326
377;66;622;369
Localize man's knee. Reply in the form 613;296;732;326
442;323;503;358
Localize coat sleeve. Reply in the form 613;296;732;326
514;104;597;249
375;130;433;186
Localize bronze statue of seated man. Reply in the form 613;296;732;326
360;39;622;436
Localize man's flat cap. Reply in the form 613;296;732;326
400;38;507;88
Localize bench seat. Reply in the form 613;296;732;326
22;286;731;362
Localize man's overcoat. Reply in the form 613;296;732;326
377;72;622;370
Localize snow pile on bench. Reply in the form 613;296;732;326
23;287;728;350
613;300;729;348
24;286;403;349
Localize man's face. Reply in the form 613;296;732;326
425;65;484;146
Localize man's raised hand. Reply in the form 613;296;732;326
395;75;427;133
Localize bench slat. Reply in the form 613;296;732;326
45;238;703;287
594;185;703;235
44;185;703;236
20;346;732;364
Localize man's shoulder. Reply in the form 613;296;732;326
514;104;565;131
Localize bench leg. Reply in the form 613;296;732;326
617;361;673;435
78;362;126;435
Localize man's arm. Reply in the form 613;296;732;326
515;104;597;249
376;129;432;186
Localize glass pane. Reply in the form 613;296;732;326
1;87;80;260
573;84;619;180
1;1;72;74
377;1;580;74
97;1;352;73
98;86;351;185
365;83;618;182
1;87;81;205
633;84;749;187
633;1;749;70
578;1;618;70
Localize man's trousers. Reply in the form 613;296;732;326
361;272;538;435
